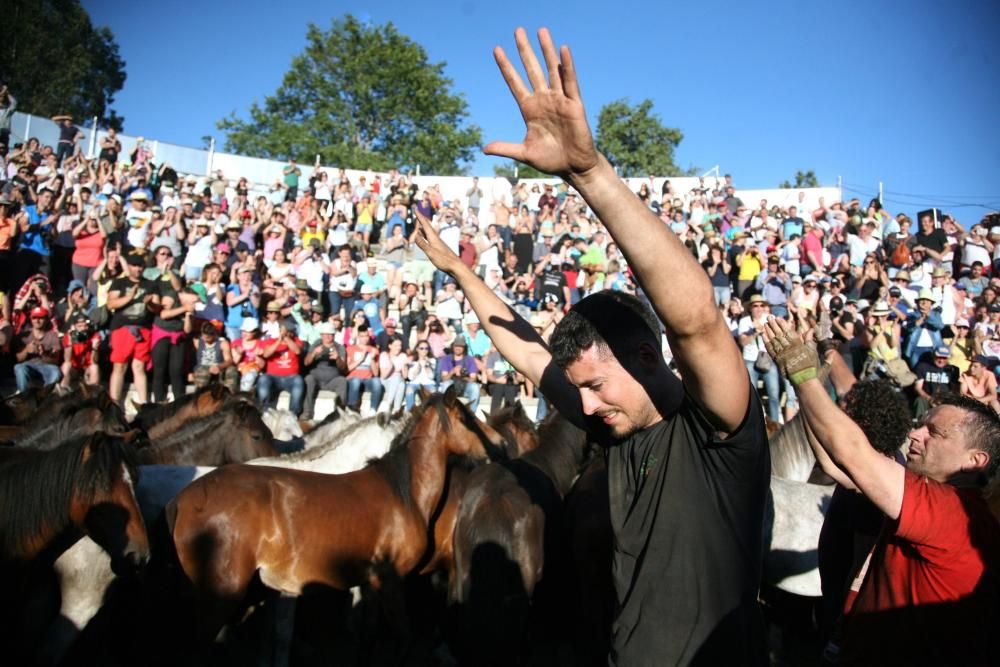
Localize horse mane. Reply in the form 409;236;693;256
367;396;455;508
131;384;228;431
142;403;257;460
277;412;387;463
488;403;537;459
768;414;817;481
521;411;590;497
0;433;137;560
14;398;129;451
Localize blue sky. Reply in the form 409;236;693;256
83;0;1000;220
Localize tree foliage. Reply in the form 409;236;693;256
779;169;820;189
218;15;482;175
0;0;127;129
594;98;692;178
493;160;547;180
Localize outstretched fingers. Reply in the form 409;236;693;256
493;46;530;105
558;44;581;100
514;26;548;92
537;28;562;92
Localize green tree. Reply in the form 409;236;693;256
493;160;547;180
217;15;481;174
594;98;693;178
779;169;820;188
0;0;127;129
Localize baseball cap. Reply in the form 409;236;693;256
316;322;336;335
240;318;259;332
30;306;49;318
125;253;146;267
384;318;397;327
360;284;376;295
888;286;902;297
934;346;951;358
955;318;970;328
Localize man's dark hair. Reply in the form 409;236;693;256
936;393;1000;484
841;380;911;457
549;290;662;370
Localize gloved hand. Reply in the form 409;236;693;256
760;317;821;387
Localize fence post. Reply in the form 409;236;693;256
206;137;215;175
88;117;98;158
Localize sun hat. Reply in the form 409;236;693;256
240;318;259;332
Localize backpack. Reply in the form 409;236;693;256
890;239;911;268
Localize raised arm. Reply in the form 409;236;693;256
482;28;747;431
763;317;904;518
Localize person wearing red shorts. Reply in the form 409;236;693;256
106;252;159;404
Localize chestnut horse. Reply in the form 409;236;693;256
486;401;539;459
166;387;506;642
131;383;234;441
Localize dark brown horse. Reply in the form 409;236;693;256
8;397;131;450
447;411;590;665
0;383;60;425
138;401;275;465
131;383;235;441
166;387;505;643
0;432;149;570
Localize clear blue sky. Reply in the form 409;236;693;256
83;0;1000;220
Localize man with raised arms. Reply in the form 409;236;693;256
415;28;769;666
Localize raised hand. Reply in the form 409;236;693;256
485;28;600;179
414;217;463;275
760;317;821;386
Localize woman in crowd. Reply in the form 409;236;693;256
150;279;194;403
379;337;408;412
71;208;107;288
404;339;438;409
225;266;260;342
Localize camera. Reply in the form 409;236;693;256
71;329;90;344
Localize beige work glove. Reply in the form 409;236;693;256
760;317;822;387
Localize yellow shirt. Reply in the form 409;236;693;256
738;254;761;281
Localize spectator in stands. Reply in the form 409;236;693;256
913;346;959;417
13;305;62;391
379;337;408;413
60;313;100;387
283;158;300;202
903;288;944;367
346;324;382;413
257;319;304;415
192;321;238;393
404;340;438;409
438;338;481;412
484;346;520;416
739;295;782;422
959;354;1000;413
301;321;348;419
106;253;158;405
149;281;192;403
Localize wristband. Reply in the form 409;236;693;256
789;367;818;387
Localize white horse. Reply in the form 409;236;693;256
765;414;833;598
42;410;405;665
262;408;304;441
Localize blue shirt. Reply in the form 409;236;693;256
21;205;52;256
359;298;383;336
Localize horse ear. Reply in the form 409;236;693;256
418;386;432;402
129;397;142;412
480;409;490;421
392;406;405;420
210;383;226;400
513;401;525;418
376;411;390;427
442;383;458;407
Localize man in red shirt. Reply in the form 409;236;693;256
801;221;825;276
60;313;100;386
764;318;1000;666
256;321;305;415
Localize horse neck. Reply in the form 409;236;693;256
769;414;816;482
405;418;451;525
522;422;588;497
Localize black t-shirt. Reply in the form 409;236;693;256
915;228;949;255
915;361;958;395
535;269;568;304
109;277;157;330
153;284;184;333
605;391;769;665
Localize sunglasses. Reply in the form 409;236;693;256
417;346;430;351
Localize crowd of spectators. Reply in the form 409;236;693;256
1;98;998;422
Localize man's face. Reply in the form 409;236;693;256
906;405;981;482
70;289;85;305
972;265;983;278
917;298;933;315
564;345;659;439
320;333;335;346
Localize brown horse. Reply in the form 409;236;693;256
447;411;590;665
486;401;539;459
166;387;506;641
0;383;60;425
131;384;234;441
138;401;275;465
0;432;149;570
9;397;131;450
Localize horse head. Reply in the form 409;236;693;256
487;401;539;459
436;385;507;461
227;402;276;460
73;433;150;575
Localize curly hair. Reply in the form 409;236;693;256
549;291;662;370
841;380;911;457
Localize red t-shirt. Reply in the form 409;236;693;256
261;337;301;376
842;470;1000;665
62;331;100;369
801;231;823;268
